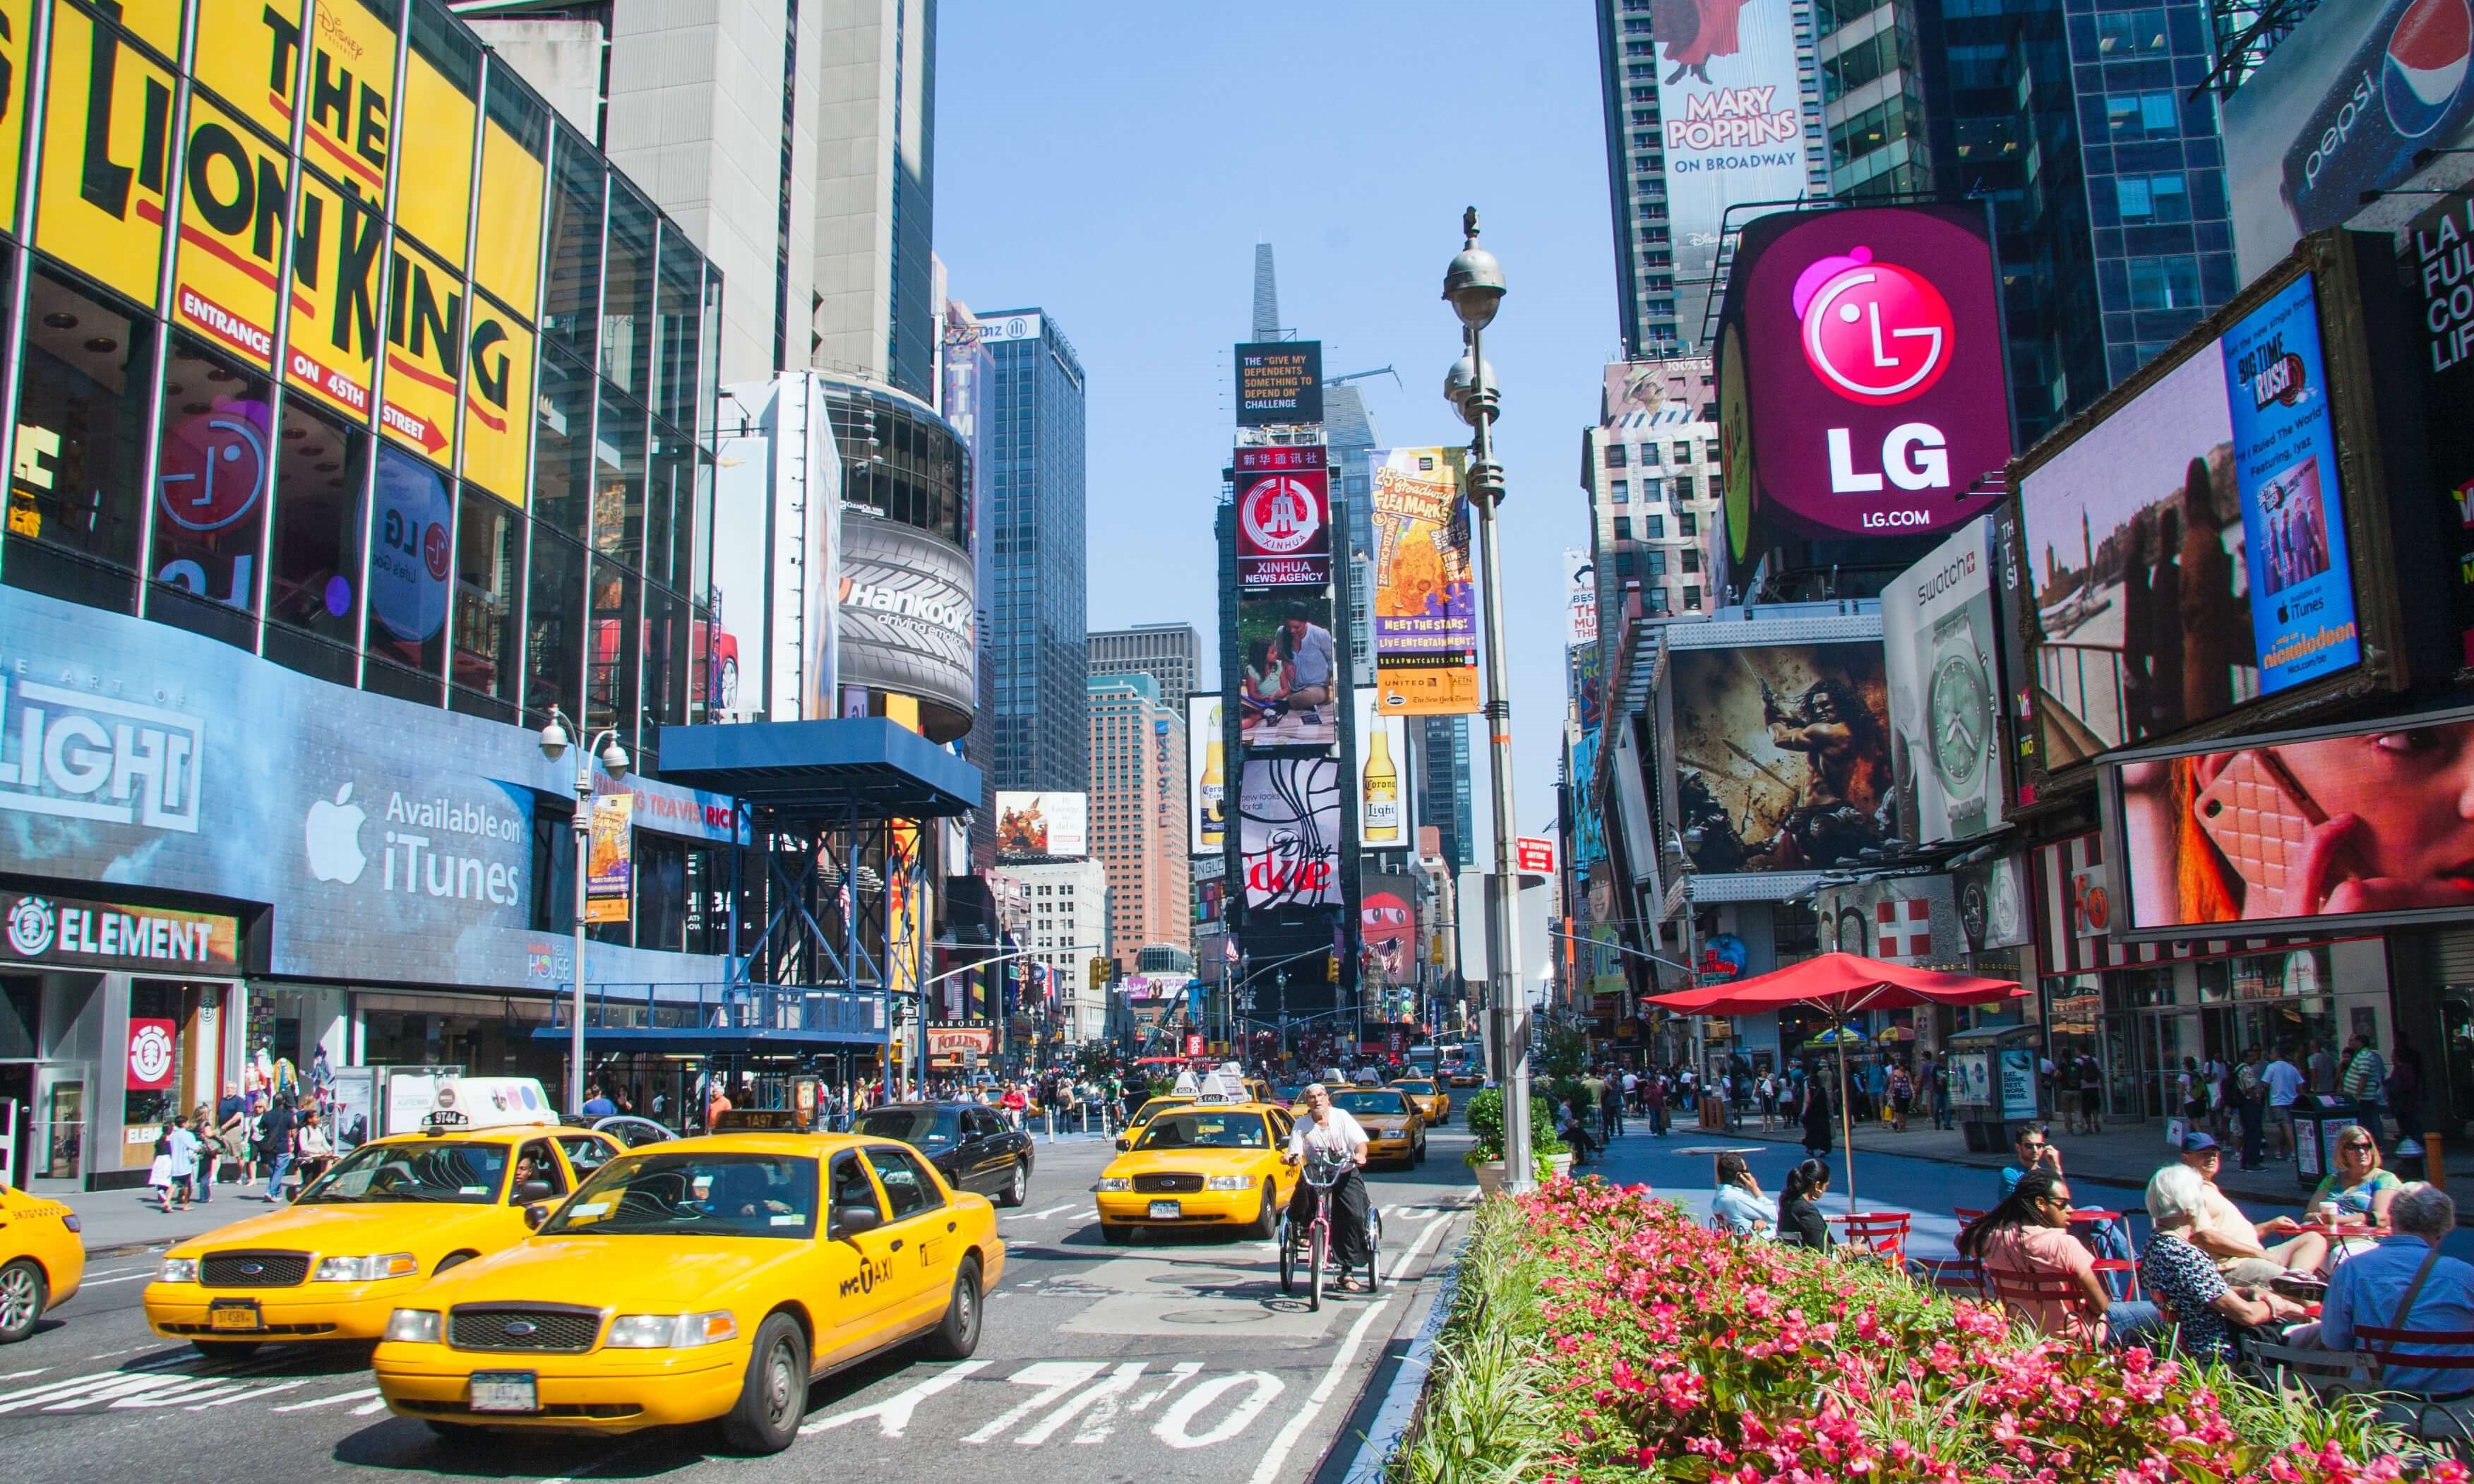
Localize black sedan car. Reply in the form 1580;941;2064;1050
851;1102;1034;1206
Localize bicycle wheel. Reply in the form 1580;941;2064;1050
1364;1206;1383;1293
1277;1214;1295;1294
1308;1221;1326;1312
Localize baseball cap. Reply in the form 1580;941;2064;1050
2180;1132;2220;1154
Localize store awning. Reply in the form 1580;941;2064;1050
657;718;981;820
530;1026;888;1055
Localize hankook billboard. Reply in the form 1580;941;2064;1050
837;516;976;732
1716;205;2012;564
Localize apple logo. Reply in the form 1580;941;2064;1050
306;783;369;885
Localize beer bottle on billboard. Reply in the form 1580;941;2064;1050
1363;725;1401;844
1200;705;1226;846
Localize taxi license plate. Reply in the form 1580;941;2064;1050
469;1372;539;1413
208;1300;263;1332
1147;1199;1181;1220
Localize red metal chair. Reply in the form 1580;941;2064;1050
1983;1266;2103;1351
1833;1209;1913;1266
2354;1326;2474;1383
1924;1255;1988;1300
1954;1207;1988;1224
2091;1257;2141;1300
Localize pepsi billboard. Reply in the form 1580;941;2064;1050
1714;205;2012;568
2226;0;2474;282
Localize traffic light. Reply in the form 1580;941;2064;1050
1088;957;1110;991
1326;952;1340;983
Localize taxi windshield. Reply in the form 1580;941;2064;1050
1130;1099;1190;1125
1135;1112;1268;1151
1392;1081;1435;1094
542;1152;818;1238
1330;1091;1411;1116
297;1141;510;1204
851;1109;957;1147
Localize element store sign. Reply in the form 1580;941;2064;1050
3;890;241;973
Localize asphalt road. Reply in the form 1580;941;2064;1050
2;1126;1478;1484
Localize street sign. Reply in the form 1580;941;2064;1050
1184;1033;1204;1057
1516;836;1555;874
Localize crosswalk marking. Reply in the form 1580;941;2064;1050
960;1361;1105;1445
799;1361;989;1438
1017;1360;1145;1446
270;1386;383;1413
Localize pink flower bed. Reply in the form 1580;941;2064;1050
1506;1178;2463;1483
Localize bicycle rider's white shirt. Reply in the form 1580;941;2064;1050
1290;1108;1369;1161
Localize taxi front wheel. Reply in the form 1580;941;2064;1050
0;1259;44;1343
719;1312;808;1455
1248;1183;1278;1240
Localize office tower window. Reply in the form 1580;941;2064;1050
1613;517;1631;541
2096;8;2170;55
1642;514;1666;539
1682;549;1700;573
2127;256;2203;312
2105;90;2182;142
148;336;273;652
453;491;525;717
1678;511;1697;536
8;266;148;612
1610;479;1629;503
2117;173;2190;225
1604;443;1627;467
1684;585;1702;609
1674;476;1696;500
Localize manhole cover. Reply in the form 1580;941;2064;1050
1158;1308;1266;1325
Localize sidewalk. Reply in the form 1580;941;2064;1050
35;1175;268;1257
1652;1113;2334;1207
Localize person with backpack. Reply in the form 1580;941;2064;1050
257;1094;298;1202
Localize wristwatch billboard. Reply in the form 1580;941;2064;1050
1925;604;1992;837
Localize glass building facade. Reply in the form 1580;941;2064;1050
979;309;1087;794
0;0;722;771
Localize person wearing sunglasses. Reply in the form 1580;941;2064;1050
2179;1133;2331;1283
1961;1167;2163;1348
2000;1125;2136;1271
2307;1127;2403;1243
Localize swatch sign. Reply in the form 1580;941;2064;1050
1719;206;2012;559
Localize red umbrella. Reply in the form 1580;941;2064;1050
1646;952;2024;1208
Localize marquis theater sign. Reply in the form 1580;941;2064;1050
1719;205;2012;562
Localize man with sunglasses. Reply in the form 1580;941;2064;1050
1998;1125;2134;1270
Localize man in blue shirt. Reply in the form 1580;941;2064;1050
2319;1183;2474;1401
581;1084;618;1119
1279;606;1336;724
1999;1125;2133;1268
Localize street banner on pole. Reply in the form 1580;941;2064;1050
1368;447;1478;715
585;794;633;923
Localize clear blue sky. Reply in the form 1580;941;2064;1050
936;1;1620;851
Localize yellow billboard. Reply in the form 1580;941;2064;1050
298;0;395;199
171;92;293;368
472;109;542;322
193;0;303;145
460;302;532;505
0;0;35;234
396;35;475;268
1370;447;1481;716
380;239;460;463
285;167;381;421
35;1;174;308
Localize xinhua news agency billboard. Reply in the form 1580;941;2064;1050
1234;445;1331;587
1716;205;2012;568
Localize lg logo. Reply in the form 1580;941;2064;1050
1795;246;1960;496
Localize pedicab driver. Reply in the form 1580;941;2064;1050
1284;1083;1373;1291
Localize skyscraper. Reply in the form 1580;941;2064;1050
1091;624;1202;705
980;309;1090;793
1088;675;1191;959
459;0;938;396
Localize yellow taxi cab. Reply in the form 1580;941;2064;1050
1116;1094;1196;1149
1388;1077;1452;1127
1094;1099;1297;1243
0;1182;85;1344
1327;1087;1427;1169
372;1132;1000;1454
145;1078;620;1358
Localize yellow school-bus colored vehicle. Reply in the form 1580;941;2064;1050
372;1132;1001;1454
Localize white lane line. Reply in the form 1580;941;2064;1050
186;1380;314;1410
79;1266;154;1281
1070;1208;1097;1221
1385;1204;1460;1283
1246;1297;1394;1484
271;1385;382;1413
0;1368;47;1383
75;1272;160;1287
799;1360;991;1437
1003;1203;1079;1223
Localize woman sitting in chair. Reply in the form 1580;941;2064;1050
1962;1167;2163;1349
2139;1164;2310;1364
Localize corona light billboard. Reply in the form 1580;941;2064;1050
1716;205;2012;569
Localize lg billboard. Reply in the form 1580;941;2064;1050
1716;205;2012;568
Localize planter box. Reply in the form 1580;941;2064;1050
1545;1152;1574;1180
1471;1159;1505;1197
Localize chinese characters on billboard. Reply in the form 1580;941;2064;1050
2106;708;2474;935
2016;272;2360;770
1234;445;1332;587
1668;642;1894;873
1368;448;1478;716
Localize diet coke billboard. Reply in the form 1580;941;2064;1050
1717;205;2012;566
1234;445;1331;588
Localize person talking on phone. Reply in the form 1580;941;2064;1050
1285;1084;1373;1291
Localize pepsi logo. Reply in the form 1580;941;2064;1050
1793;246;1957;406
2386;0;2473;140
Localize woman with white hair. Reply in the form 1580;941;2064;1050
2138;1163;2311;1363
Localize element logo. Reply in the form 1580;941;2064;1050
1238;474;1324;553
1794;246;1956;406
2386;0;2472;139
6;896;54;957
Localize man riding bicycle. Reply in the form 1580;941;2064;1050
1284;1083;1373;1291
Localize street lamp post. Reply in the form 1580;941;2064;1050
537;707;629;1117
1442;207;1533;1193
